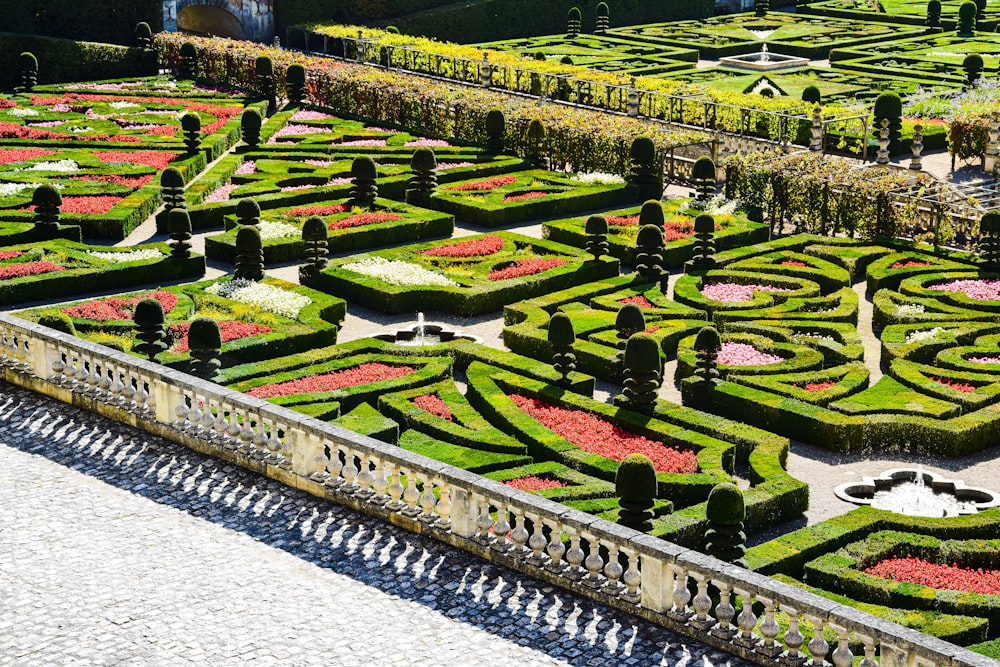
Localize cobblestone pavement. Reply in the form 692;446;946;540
0;382;750;667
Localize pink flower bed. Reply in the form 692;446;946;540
781;260;808;268
304;159;335;168
505;476;567;492
291;110;334;121
864;557;1000;595
663;220;696;242
0;261;65;280
269;124;329;141
931;377;976;393
59;196;123;214
0;250;25;261
61;290;178;321
234;160;257;175
488;258;567;281
446;175;518;192
802;381;835;392
339;139;387;147
204;183;236;203
412;393;453;421
607;215;639;226
701;282;788;303
717;342;784;366
71;174;154;188
504;191;551;202
247;362;416;398
0;148;56;164
328;212;403;230
969;355;1000;365
169;320;272;354
404;138;451;147
932;279;1000;301
509;394;698;473
892;260;931;269
93;151;178;169
283;204;349;217
618;295;654;308
419;234;504;258
436;162;473;171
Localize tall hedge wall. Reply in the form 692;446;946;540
275;0;457;34
0;33;147;91
0;0;161;45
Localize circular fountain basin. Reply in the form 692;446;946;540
374;323;482;347
719;52;809;71
834;468;1000;518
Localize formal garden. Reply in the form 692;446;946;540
8;0;1000;662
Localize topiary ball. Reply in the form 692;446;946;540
526;118;546;142
255;55;274;76
411;147;437;171
167;208;192;234
179;42;197;59
616;452;657;502
18;51;38;71
802;85;821;104
982;211;1000;235
286;63;306;85
37;313;75;335
160;167;184;189
133;297;165;328
692;156;716;181
624;332;660;373
585;215;608;235
706;482;746;525
547;311;576;347
636;224;663;250
630;136;656;163
486;108;505;135
236;224;262;251
32;183;62;208
694;325;722;353
964;53;985;72
181;113;201;133
639;200;665;228
188;316;222;352
235;198;261;223
694;214;716;234
302;216;328;242
351;156;377;180
616;303;646;336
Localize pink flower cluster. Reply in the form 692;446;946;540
419;234;504;258
71;174;154;188
339;139;387;147
435;162;473;171
304;159;335;168
488;258;567;281
234;160;257;175
781;260;808;268
969;355;1000;365
0;148;56;164
505;476;567;491
618;295;654;308
247;362;415;398
931;377;976;393
701;282;788;303
94;151;178;169
58;196;123;214
169;320;272;354
864;557;1000;595
802;381;835;392
717;342;784;366
61;290;178;321
412;393;453;421
328;212;403;230
932;279;1000;301
283;204;349;217
891;260;931;269
447;175;518;192
404;138;451;147
0;261;65;280
509;393;698;473
204;183;237;203
0;250;25;261
291;110;334;121
503;191;551;202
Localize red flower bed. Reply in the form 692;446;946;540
488;258;567;281
93;151;178;170
663;220;696;243
618;295;654;308
61;290;179;321
58;196;123;214
0;122;67;140
509;394;698;473
247;362;415;398
503;191;551;202
412;393;453;421
0;148;56;164
0;250;25;261
283;204;350;217
446;175;518;191
931;377;977;393
328;212;403;230
0;99;15;109
891;260;931;269
0;261;66;280
802;381;835;392
419;234;504;258
607;215;639;226
169;320;272;354
71;174;154;188
864;557;1000;595
505;476;567;491
781;260;809;268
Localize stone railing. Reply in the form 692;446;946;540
0;311;992;667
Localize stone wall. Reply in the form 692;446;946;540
164;0;274;43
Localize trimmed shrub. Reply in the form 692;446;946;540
755;0;770;16
567;6;582;37
981;212;1000;271
188;317;223;382
629;137;661;196
705;482;747;566
181;113;201;154
959;0;978;34
927;0;942;27
485;108;505;154
178;41;197;78
235;225;265;281
639;199;665;229
692;156;716;202
614;301;646;378
167;209;192;259
548;311;576;383
133;298;167;361
37;313;75;336
595;2;610;33
32;185;61;230
873;93;903;152
525;118;547;167
802;85;821;104
963;53;984;87
622;333;661;412
616;453;657;531
16;51;38;92
286;63;306;105
349;156;378;206
585;215;609;260
235;198;261;227
690;214;718;270
406;148;438;205
301;216;329;280
134;22;152;49
635;224;664;283
241;108;262;147
160;167;185;213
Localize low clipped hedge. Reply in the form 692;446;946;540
306;232;620;316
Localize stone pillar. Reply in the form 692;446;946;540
626;78;639;117
809;106;823;151
876;118;891;165
480;54;492;88
909;123;924;171
984;114;1000;174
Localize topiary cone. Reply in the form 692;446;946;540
241;108;262;147
639;200;665;229
585;215;609;260
616;453;657;531
133;298;167;361
548;311;576;382
187;316;224;382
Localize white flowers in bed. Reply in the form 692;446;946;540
341;256;458;287
206;279;312;319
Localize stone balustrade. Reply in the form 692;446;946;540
0;311;992;667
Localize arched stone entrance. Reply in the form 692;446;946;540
163;0;273;43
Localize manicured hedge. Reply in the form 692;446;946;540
0;33;148;90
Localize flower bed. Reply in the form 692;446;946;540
306;232;618;316
864;557;1000;595
248;362;416;398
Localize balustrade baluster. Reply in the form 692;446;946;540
433;482;451;528
856;635;878;667
310;439;329;483
544;520;566;572
735;589;758;648
400;469;420;516
370;457;389;504
830;625;853;667
211;400;228;441
669;566;692;621
756;596;782;658
510;509;529;552
711;581;736;639
782;606;807;665
355;454;374;499
474;495;492;544
806;615;830;666
524;512;546;565
386;465;404;509
690;574;713;630
564;530;585;580
490;504;511;551
601;543;623;595
621;549;640;604
267;421;285;464
418;474;437;520
340;447;359;493
582;533;604;587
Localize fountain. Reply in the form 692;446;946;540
835;467;1000;518
374;312;482;346
719;40;808;71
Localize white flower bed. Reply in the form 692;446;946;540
572;171;625;186
896;303;926;316
0;182;48;198
18;160;78;173
206;279;312;319
87;248;164;263
8;107;38;117
109;101;141;110
905;327;948;344
704;194;739;217
342;256;458;287
66;126;95;133
258;220;300;240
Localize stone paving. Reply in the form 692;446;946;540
0;381;750;667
